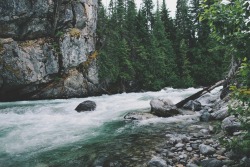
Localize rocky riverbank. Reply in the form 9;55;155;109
125;87;248;167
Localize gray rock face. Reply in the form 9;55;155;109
75;100;96;112
199;144;216;155
150;98;180;117
0;0;54;39
0;0;98;101
183;100;202;111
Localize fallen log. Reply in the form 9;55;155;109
175;80;225;108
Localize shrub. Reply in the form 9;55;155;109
69;28;81;38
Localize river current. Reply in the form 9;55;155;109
0;87;221;167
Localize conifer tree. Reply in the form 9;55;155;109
153;3;178;87
133;9;152;89
178;39;194;87
175;0;194;87
161;0;175;42
142;0;154;30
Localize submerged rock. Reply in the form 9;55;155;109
75;100;96;112
183;100;202;111
124;112;156;120
150;98;180;117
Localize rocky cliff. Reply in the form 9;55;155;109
0;0;99;101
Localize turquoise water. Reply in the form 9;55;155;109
0;88;209;167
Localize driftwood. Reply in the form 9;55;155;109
176;80;225;108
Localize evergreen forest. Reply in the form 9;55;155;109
96;0;231;92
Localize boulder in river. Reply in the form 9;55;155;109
183;100;202;111
150;98;180;117
75;100;96;112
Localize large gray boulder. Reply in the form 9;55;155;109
75;100;96;112
211;107;229;120
221;116;241;135
150;98;180;117
183;100;202;111
0;0;99;101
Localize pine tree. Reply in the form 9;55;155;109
134;9;152;89
175;0;194;87
142;0;154;31
125;0;138;62
152;3;178;87
178;39;194;87
96;0;107;50
161;0;176;42
189;0;228;86
175;0;191;41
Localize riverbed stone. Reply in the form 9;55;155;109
186;147;193;152
75;100;96;112
148;156;168;167
200;158;223;167
199;144;216;155
175;143;185;148
191;144;199;150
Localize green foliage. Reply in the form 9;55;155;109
177;39;194;87
55;31;64;38
201;0;250;60
227;60;250;155
96;0;230;91
202;0;250;156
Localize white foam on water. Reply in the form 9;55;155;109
0;87;205;155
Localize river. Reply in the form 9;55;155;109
0;87;221;167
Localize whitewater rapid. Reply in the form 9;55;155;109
0;87;222;166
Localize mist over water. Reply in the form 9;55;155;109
0;87;221;166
